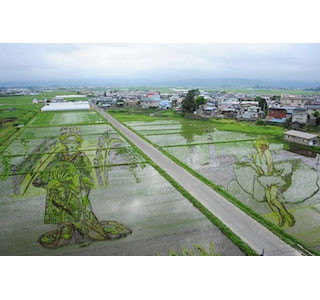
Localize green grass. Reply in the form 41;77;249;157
0;126;17;146
109;108;182;122
0;104;42;146
209;118;285;137
0;90;84;104
0;95;41;104
29;111;107;127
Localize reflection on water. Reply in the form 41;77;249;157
288;144;317;158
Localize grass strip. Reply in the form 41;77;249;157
97;110;258;256
1;146;134;158
114;113;318;256
15;131;117;141
29;122;108;128
0;110;42;155
161;139;258;148
1;162;147;177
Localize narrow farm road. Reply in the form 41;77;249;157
95;106;302;256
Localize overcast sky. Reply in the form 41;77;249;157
0;44;319;82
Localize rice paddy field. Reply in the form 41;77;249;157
0;104;42;147
28;111;107;127
0;110;244;255
112;110;320;254
0;90;81;105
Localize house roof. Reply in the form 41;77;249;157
41;101;90;112
285;130;318;140
305;105;320;109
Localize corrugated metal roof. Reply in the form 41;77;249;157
285;130;318;140
41;102;90;112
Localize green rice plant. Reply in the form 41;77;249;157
181;247;195;256
0;150;13;180
159;242;216;256
115;147;146;183
95;130;122;186
94;130;145;187
21;142;63;196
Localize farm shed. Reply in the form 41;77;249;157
41;101;90;112
284;130;319;146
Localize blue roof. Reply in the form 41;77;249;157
268;118;286;123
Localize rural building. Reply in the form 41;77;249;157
140;99;160;108
280;94;313;107
218;99;240;113
197;104;217;117
41;101;90;112
126;99;139;107
267;107;287;123
305;104;320;119
284;130;319;146
55;95;87;100
238;106;263;120
159;100;171;109
292;110;308;124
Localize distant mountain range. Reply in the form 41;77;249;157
0;78;320;89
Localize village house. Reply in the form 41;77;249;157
267;107;287;123
197;104;217;117
305;104;320;119
159;100;171;109
140;99;160;109
280;94;313;107
284;130;319;146
238;106;264;120
217;98;240;114
291;109;308;124
125;99;139;107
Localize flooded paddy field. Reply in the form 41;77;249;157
122;116;320;253
0;111;244;255
0;164;243;255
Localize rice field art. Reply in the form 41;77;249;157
117;115;320;253
0;111;244;256
228;138;319;227
1;127;141;249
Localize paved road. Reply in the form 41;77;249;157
96;106;302;256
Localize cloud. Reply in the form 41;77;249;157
0;43;319;82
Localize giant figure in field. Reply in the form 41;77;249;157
32;128;131;248
229;138;319;227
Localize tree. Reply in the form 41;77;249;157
256;96;268;113
181;89;200;113
195;96;207;108
171;99;177;108
313;111;320;125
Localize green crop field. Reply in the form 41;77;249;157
111;109;320;254
0;89;86;104
0;109;244;255
0;104;42;147
29;111;107;127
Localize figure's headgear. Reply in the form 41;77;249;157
59;127;83;144
253;138;269;152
